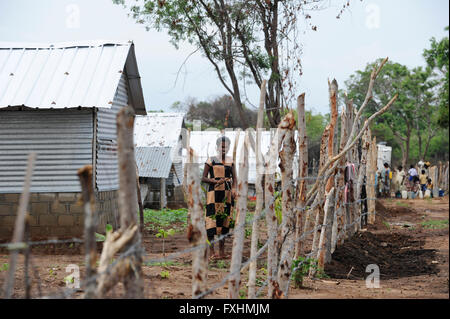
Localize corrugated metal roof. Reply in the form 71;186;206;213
134;113;185;148
135;146;173;178
0;40;146;114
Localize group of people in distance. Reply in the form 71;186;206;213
378;160;434;199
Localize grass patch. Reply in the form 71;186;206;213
214;260;228;269
421;219;449;229
396;201;409;207
144;208;188;232
145;261;185;267
382;221;391;230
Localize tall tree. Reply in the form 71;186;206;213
423;26;449;128
345;60;412;167
182;95;257;129
403;66;439;161
345;59;442;166
113;0;349;128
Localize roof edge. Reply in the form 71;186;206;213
0;40;133;49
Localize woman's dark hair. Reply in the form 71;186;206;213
216;136;231;147
410;164;414;169
398;166;403;170
421;170;425;174
384;162;389;168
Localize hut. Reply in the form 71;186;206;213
134;113;186;209
0;40;147;239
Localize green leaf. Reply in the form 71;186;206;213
105;224;113;233
95;233;106;242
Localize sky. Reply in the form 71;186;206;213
0;0;448;115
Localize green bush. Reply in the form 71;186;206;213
291;257;328;288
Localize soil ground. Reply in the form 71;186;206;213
0;197;448;299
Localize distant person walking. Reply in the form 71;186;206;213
393;165;406;194
426;178;434;198
381;163;392;198
408;164;418;181
419;169;428;192
407;164;419;190
201;136;237;260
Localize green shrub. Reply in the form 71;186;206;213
291;257;328;288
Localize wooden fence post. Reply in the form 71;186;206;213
248;80;266;299
77;165;97;299
317;187;335;268
264;113;295;298
277;116;296;297
326;79;339;192
228;132;249;299
136;165;145;233
443;162;449;194
294;93;308;259
367;136;377;224
186;147;208;298
3;152;36;299
355;127;371;231
310;125;330;258
116;105;144;298
332;107;348;248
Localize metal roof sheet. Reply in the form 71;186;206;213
135;146;173;178
0;40;146;114
134;113;185;148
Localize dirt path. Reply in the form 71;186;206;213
0;197;448;299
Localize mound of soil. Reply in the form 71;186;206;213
325;231;439;280
368;200;417;230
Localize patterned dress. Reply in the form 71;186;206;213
204;156;235;239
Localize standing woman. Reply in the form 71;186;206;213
201;136;237;259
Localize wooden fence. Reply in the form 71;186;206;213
0;58;417;299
